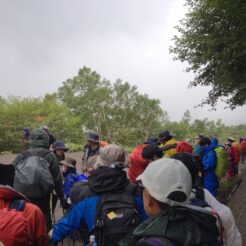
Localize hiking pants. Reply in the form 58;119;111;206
29;194;52;232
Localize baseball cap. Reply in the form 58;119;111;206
94;144;127;169
137;158;192;204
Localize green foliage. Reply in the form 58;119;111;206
57;67;165;147
170;0;246;108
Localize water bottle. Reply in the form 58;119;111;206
87;235;97;246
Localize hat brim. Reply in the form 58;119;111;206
54;147;69;152
87;138;100;143
94;155;129;169
60;160;75;168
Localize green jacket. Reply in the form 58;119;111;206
12;129;63;197
119;206;219;246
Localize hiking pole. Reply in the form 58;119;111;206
223;179;242;205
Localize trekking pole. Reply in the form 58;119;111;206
223;179;242;205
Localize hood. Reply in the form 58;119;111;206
0;185;29;201
203;138;218;153
29;128;49;148
88;166;129;193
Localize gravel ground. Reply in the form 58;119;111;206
1;152;246;245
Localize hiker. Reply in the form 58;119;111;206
171;152;242;246
53;140;69;162
119;158;220;246
22;127;30;149
128;137;159;183
0;185;47;246
159;130;177;157
82;131;101;175
199;137;218;196
49;144;146;245
240;137;246;163
12;128;63;231
225;142;235;178
193;134;203;156
228;137;240;175
141;144;163;162
60;157;87;209
42;125;56;149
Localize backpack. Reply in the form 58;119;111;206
14;149;54;198
240;140;246;153
190;188;224;245
0;200;32;246
94;190;141;246
176;141;193;153
214;146;228;178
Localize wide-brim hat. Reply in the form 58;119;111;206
94;144;128;169
86;131;100;143
159;130;172;141
60;157;76;168
53;140;69;151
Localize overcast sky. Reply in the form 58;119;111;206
0;0;245;125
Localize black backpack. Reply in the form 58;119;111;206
14;149;54;198
94;190;141;246
137;237;177;246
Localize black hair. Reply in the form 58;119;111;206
142;144;163;160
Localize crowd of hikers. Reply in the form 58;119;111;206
0;126;246;246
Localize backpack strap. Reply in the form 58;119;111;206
9;199;26;211
196;187;205;201
160;144;177;152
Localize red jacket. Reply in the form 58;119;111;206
232;143;240;164
0;186;47;246
128;145;149;183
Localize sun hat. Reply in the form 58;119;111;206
60;157;76;168
86;131;100;143
53;141;69;151
144;137;159;145
94;144;127;169
159;131;172;141
137;158;192;204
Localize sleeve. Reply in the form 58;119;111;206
204;189;242;246
51;196;99;242
11;154;24;167
63;175;77;199
134;196;148;221
46;152;63;197
203;150;216;171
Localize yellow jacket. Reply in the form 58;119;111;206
160;138;177;157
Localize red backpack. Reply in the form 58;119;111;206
240;140;246;153
0;200;32;246
176;141;193;153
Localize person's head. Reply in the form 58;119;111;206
29;128;49;148
93;144;127;170
199;137;211;147
144;137;160;145
53;140;69;157
195;134;203;144
228;137;236;143
86;131;100;149
42;125;49;133
137;158;192;216
171;153;199;186
60;157;76;173
159;131;172;144
142;144;163;162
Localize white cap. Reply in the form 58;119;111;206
137;158;192;204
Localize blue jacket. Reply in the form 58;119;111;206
63;168;78;200
201;138;218;196
52;166;147;242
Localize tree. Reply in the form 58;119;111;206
170;0;246;108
